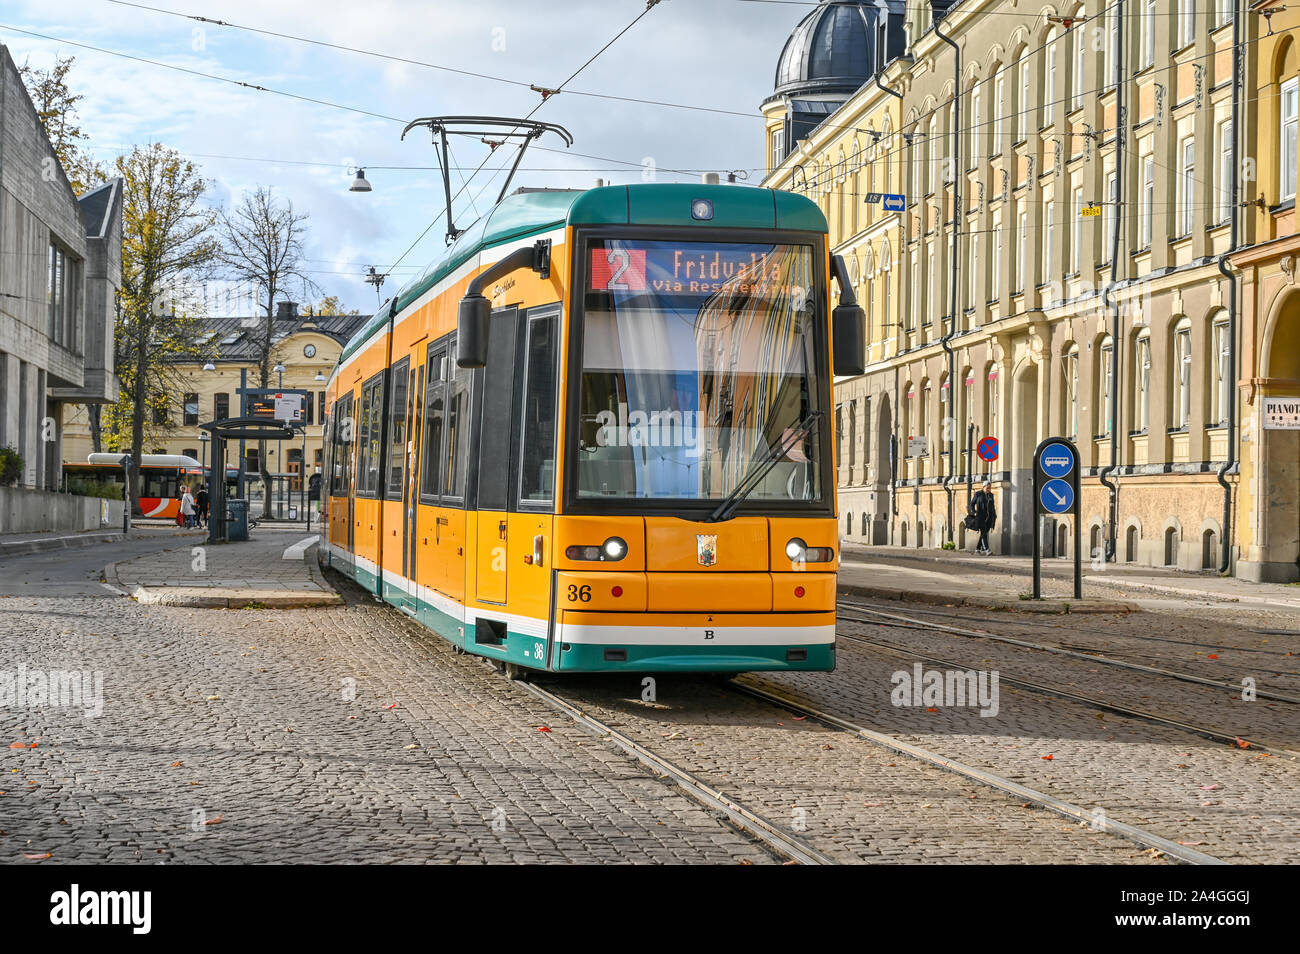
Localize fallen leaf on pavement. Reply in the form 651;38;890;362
1234;737;1251;749
22;852;51;860
382;703;397;710
536;726;551;733
1200;784;1219;790
1042;754;1054;760
203;815;223;826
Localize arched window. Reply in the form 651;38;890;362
1063;344;1080;439
969;85;981;167
1172;317;1193;429
1134;328;1152;432
1017;47;1032;140
919;378;932;458
986;363;1000;441
1212;311;1231;426
1098;335;1114;437
1073;11;1087;108
1044;30;1058;125
1281;75;1298;202
902;382;914;456
929;115;940;192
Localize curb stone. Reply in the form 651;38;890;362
837;582;1137;614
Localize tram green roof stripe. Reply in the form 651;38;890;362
338;185;826;364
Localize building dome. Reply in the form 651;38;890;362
773;1;882;99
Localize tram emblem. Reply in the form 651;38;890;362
696;534;718;567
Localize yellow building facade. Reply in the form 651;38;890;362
765;0;1290;578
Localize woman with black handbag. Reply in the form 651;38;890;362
969;481;997;554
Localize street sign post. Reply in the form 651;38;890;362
1032;437;1082;600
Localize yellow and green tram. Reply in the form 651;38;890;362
322;182;865;674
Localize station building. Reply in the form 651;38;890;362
0;44;122;490
763;1;1297;580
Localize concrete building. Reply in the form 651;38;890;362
62;304;368;493
763;1;1286;577
0;43;121;490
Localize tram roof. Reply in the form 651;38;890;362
338;184;827;365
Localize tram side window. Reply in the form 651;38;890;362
142;469;180;500
385;357;411;497
356;375;384;496
331;395;353;495
443;340;470;501
519;309;558;506
420;345;447;500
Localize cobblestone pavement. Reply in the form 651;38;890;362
742;606;1300;864
545;675;1168;864
0;566;770;864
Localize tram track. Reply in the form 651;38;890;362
723;677;1228;865
513;678;837;865
832;628;1300;759
837;602;1300;705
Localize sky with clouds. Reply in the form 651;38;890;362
2;0;806;313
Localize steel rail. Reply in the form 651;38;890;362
727;679;1228;866
514;680;836;866
837;603;1300;705
834;630;1300;760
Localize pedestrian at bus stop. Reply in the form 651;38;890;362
179;485;196;529
970;480;997;555
195;485;210;529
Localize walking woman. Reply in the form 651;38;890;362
970;481;997;554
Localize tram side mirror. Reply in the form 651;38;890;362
832;303;866;376
457;295;490;368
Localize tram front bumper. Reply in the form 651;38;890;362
553;610;836;672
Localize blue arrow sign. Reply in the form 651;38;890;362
1039;442;1076;479
883;194;906;212
1040;478;1075;514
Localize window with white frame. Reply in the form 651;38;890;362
1282;78;1298;202
1072;186;1084;272
1173;319;1193;428
1141;156;1155;248
1073;27;1085;109
910;258;919;330
1217;120;1234;222
1045;33;1057;125
1213;315;1230;425
1142;0;1156;68
1134;330;1151;432
969;232;979;308
992;210;1002;296
971;91;981;164
1099;336;1114;436
1179;136;1196;234
1218;0;1233;27
1043;200;1055;281
987;364;1000;440
1179;0;1195;48
1016;206;1028;292
1104;170;1117;258
995;75;1006;147
930;116;940;191
770;128;784;170
927;246;936;323
1106;4;1120;85
1065;345;1080;438
1019;54;1031;141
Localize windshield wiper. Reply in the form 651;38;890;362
705;410;822;523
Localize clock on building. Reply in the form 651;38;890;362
303;344;316;358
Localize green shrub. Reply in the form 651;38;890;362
0;446;21;486
66;477;124;500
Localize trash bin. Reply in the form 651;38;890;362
227;499;250;542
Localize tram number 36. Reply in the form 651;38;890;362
567;585;592;603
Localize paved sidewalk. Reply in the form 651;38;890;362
105;528;339;608
0;527;126;557
839;543;1300;613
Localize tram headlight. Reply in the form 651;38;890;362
565;536;628;562
786;538;834;563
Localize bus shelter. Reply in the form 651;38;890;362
199;417;296;543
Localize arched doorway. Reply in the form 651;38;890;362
1248;293;1300;581
1010;359;1040;554
875;395;893;545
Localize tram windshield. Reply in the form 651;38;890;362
575;238;826;506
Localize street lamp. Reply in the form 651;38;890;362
202;361;216;372
349;169;372;192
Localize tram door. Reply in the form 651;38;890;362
341;393;355;559
399;360;421;614
474;306;519;605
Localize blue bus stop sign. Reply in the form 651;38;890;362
1039;478;1074;514
1039;442;1075;479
